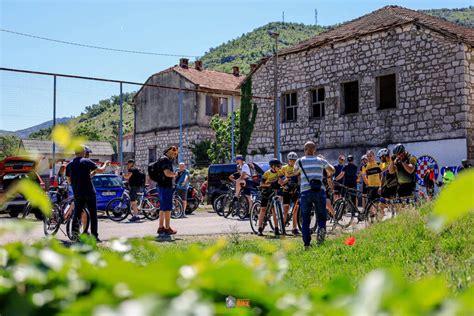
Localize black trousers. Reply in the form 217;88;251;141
73;195;98;238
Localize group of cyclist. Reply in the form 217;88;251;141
228;141;466;248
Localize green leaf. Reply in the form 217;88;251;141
16;179;51;216
430;169;474;232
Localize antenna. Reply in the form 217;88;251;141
315;9;318;25
282;11;285;23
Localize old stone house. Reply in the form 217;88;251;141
133;59;243;168
244;5;473;177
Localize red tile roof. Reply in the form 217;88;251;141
281;5;473;55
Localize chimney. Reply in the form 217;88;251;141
232;66;240;77
179;58;189;69
250;64;257;72
195;60;203;71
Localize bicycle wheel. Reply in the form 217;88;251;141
213;194;228;217
21;203;32;219
105;197;130;222
223;197;235;218
43;204;61;236
142;196;160;221
297;207;317;233
334;200;356;228
66;208;90;241
237;196;250;219
275;202;285;235
249;201;261;234
171;197;184;219
364;200;383;227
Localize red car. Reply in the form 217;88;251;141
0;156;46;219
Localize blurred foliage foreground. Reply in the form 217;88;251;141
0;125;473;315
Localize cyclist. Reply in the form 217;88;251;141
123;159;145;222
281;152;300;235
333;155;345;200
441;167;455;186
361;150;382;202
423;164;436;199
358;154;368;208
175;162;190;215
257;158;285;236
377;148;398;199
336;155;358;206
229;155;251;206
389;144;417;198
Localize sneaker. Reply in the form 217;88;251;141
129;215;140;222
274;228;281;236
94;236;102;243
157;227;166;235
317;228;326;244
292;228;300;235
304;244;311;251
258;226;264;236
165;227;177;235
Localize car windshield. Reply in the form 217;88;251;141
93;176;122;188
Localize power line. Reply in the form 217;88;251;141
0;28;200;58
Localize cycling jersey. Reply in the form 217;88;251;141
262;169;283;187
395;154;417;185
362;162;382;187
281;164;300;192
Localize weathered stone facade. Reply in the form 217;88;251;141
248;22;473;165
135;126;215;170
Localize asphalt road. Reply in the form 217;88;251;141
0;207;253;244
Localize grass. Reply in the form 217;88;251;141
126;204;473;294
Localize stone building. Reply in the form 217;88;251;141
133;59;243;168
243;5;473;177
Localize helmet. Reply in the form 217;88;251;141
84;146;92;154
347;155;354;162
361;155;368;160
287;152;298;160
393;143;405;155
377;148;390;158
235;155;244;161
269;158;282;168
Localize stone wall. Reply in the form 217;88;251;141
249;23;473;162
466;46;474;161
135;126;215;169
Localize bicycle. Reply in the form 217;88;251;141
249;188;285;236
43;187;90;241
105;185;161;222
213;182;249;219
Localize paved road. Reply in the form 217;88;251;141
0;208;253;244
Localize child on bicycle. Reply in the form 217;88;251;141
257;158;286;236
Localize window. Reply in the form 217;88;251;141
283;92;298;122
377;74;397;109
310;88;325;118
206;96;229;116
148;147;156;163
342;81;359;114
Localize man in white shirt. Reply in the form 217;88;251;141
230;155;250;201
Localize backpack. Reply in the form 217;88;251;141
148;161;161;183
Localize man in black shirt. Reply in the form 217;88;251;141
66;145;110;242
124;159;143;222
156;146;179;236
335;155;358;205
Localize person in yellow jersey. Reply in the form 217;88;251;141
257;158;286;236
361;150;383;202
281;152;301;235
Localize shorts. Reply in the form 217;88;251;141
158;186;173;211
243;180;254;195
283;190;298;205
381;185;397;199
129;186;142;202
333;182;342;194
176;188;188;201
366;186;380;201
260;190;282;208
398;183;416;198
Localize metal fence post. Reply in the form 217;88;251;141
179;80;183;163
231;95;235;161
52;75;57;182
119;82;123;171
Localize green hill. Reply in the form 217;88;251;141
28;7;473;146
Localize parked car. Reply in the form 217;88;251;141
0;156;46;219
92;174;125;210
207;162;269;205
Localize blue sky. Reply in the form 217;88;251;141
1;0;471;131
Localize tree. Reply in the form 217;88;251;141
74;125;102;141
207;111;240;164
0;135;20;160
237;79;258;158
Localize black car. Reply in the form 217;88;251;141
207;162;269;205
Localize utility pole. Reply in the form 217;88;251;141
268;30;280;159
282;11;285;23
315;9;318;26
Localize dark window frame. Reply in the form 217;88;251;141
148;146;156;163
376;73;398;110
282;91;298;122
206;95;229;117
309;87;325;119
341;80;359;115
